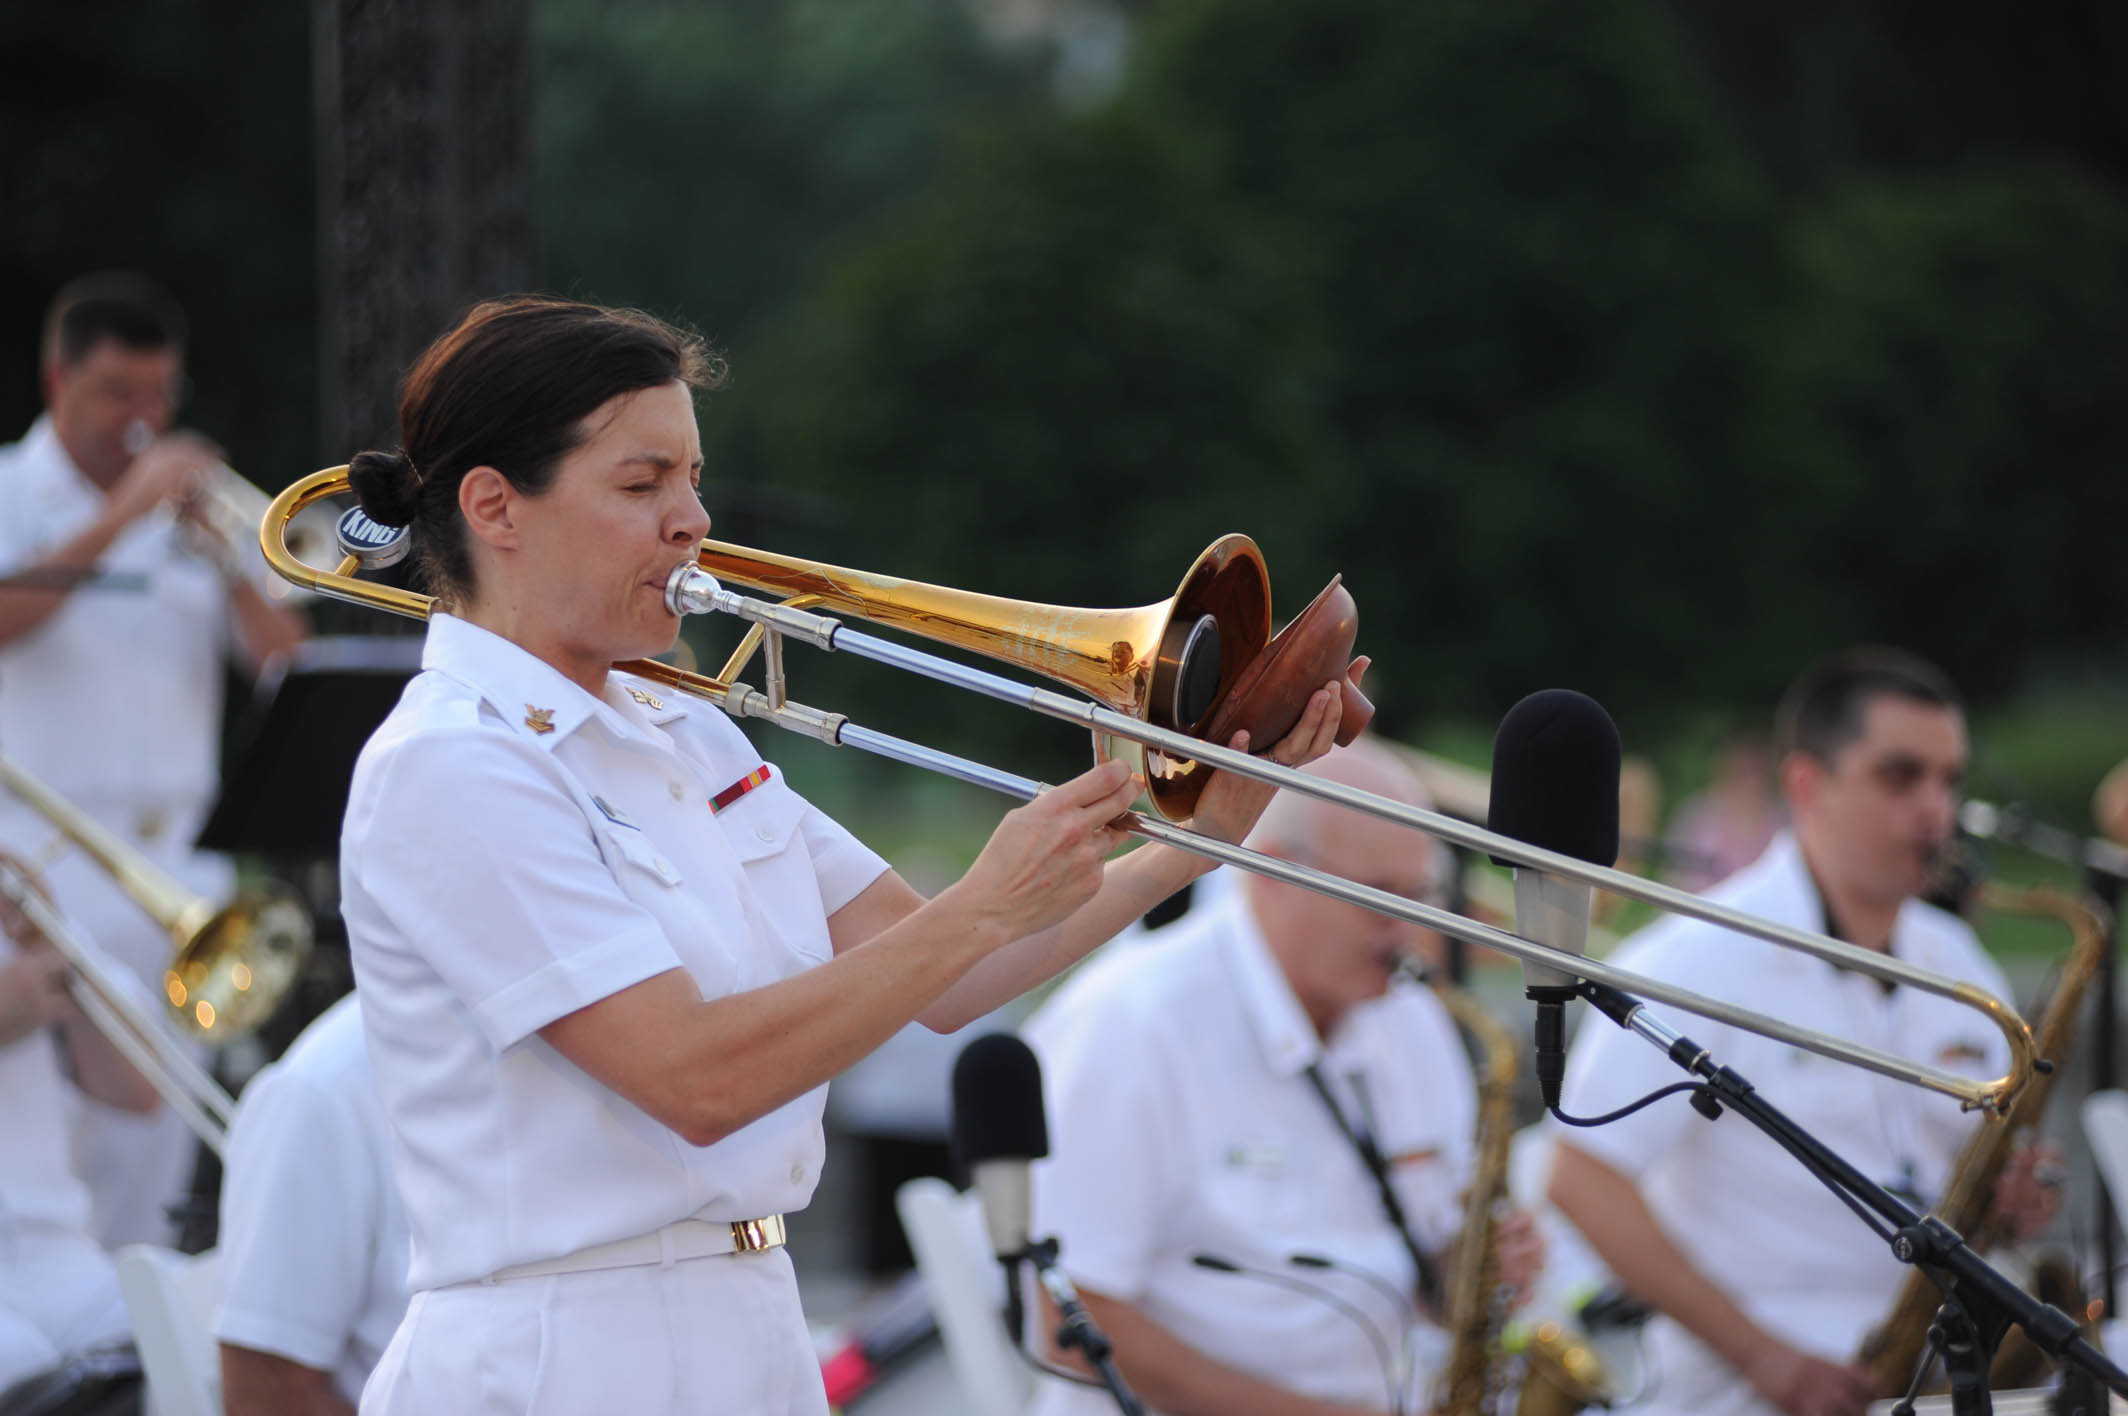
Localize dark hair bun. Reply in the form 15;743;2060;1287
347;448;422;528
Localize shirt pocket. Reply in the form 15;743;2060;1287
1202;1139;1313;1230
719;779;834;967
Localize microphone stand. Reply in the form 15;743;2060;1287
1011;1236;1145;1416
1569;980;2128;1416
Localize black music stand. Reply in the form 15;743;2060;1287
197;637;422;861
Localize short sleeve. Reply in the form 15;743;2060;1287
0;455;38;574
794;801;890;916
347;729;686;1050
1551;936;1717;1181
213;1068;376;1369
1028;1006;1183;1301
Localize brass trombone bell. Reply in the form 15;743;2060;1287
273;466;1275;822
0;755;310;1040
692;536;1272;820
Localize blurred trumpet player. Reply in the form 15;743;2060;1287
1025;740;1541;1416
0;858;158;1398
1548;649;2061;1416
0;272;307;1247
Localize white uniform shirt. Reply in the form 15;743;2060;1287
1026;893;1478;1414
340;613;888;1291
0;925;113;1238
1554;833;2012;1416
215;994;408;1406
0;415;237;971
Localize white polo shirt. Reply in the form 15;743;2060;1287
215;995;408;1406
1554;833;2012;1415
1026;892;1477;1414
340;613;889;1291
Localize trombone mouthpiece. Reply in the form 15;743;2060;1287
665;564;735;617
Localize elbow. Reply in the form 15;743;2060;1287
659;1090;744;1149
916;1001;971;1036
667;1103;733;1150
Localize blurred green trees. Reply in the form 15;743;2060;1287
5;0;2123;765
688;0;2128;753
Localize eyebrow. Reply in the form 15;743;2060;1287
616;452;704;472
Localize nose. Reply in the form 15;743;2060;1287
670;485;711;546
1920;775;1959;841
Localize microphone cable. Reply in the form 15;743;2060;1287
1192;1252;1407;1416
1288;1250;1421;1326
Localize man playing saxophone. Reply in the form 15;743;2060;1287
1548;649;2060;1416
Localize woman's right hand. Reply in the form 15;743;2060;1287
947;758;1139;945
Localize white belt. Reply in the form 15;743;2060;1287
468;1214;787;1286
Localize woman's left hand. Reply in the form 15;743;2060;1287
1187;667;1357;846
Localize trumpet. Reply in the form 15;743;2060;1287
0;755;311;1040
186;463;339;600
0;855;235;1153
263;467;2037;1113
122;419;336;598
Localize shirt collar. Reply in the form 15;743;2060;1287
1754;829;1907;969
610;671;694;728
422;613;669;750
1217;894;1326;1077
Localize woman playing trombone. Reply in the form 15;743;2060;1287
337;295;1345;1415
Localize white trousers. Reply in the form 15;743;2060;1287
0;1225;131;1392
359;1247;827;1416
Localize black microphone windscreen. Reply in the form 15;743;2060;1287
1487;689;1622;868
950;1032;1050;1169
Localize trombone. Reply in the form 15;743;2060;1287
0;855;234;1153
0;755;312;1040
263;467;2038;1114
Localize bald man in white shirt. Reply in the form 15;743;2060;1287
1026;740;1537;1416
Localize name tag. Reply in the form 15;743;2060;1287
1223;1145;1286;1179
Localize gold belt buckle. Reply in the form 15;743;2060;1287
729;1215;786;1253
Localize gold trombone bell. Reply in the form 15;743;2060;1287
0;755;310;1039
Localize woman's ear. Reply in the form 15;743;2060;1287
459;466;518;551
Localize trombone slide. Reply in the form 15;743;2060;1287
259;467;2038;1114
0;859;233;1154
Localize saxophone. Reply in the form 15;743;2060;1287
1434;981;1612;1416
1855;881;2111;1396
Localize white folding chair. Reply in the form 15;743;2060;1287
2085;1090;2128;1239
113;1245;223;1416
896;1176;1035;1415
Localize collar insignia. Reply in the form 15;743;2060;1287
524;704;556;736
627;686;665;710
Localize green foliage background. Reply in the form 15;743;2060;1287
5;0;2125;827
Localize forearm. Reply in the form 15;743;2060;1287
1548;1142;1771;1377
220;1345;356;1416
55;1014;161;1112
919;840;1210;1032
548;886;1007;1145
227;578;306;672
1052;1288;1380;1416
0;510;129;646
